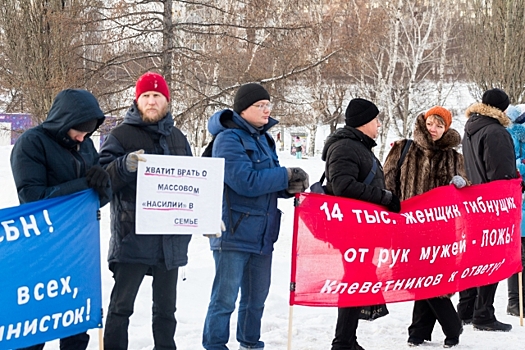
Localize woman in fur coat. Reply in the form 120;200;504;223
383;106;467;348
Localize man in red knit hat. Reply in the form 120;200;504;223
100;72;193;350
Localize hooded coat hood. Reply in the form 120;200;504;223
42;89;105;149
10;89;109;205
464;102;511;137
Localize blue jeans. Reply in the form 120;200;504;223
203;250;272;350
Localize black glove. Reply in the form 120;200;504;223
286;167;309;194
387;193;401;213
287;167;309;182
521;180;525;193
381;190;401;213
86;165;110;195
287;180;307;194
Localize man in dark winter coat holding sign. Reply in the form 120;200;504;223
10;88;110;350
100;72;193;350
458;88;516;332
322;98;401;350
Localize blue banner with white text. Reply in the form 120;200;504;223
0;190;102;349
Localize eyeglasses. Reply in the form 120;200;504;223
252;103;273;111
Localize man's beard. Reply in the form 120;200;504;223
140;105;169;123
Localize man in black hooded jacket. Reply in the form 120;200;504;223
458;88;516;332
10;88;111;350
322;98;401;350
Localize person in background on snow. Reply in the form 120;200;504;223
504;104;525;317
100;72;192;350
202;83;309;350
294;136;303;159
383;106;466;348
10;89;110;350
322;98;401;350
458;88;516;332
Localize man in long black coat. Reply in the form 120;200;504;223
322;98;401;350
458;88;516;332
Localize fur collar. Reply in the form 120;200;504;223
413;113;461;151
465;102;511;127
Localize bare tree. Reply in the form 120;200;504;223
461;0;525;103
346;0;456;160
0;0;102;122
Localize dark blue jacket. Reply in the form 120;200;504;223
506;121;525;237
99;102;192;270
207;109;289;255
10;89;108;205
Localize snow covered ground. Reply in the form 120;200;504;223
1;145;524;350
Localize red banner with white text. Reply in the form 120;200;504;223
290;179;523;307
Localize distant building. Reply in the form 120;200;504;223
0;114;118;150
0;114;33;146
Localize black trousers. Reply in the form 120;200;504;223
17;332;89;350
104;262;179;350
408;297;462;341
508;237;525;304
331;307;361;350
457;282;498;325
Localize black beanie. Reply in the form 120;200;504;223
345;98;379;128
482;88;510;112
233;83;270;114
71;119;98;133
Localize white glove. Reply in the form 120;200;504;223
450;175;467;189
125;149;146;172
204;220;226;238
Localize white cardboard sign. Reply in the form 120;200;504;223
135;154;224;235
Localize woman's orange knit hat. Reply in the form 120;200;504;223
424;106;452;131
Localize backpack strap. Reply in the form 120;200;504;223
321;154;378;190
398;139;413;169
201;116;241;157
363;157;378;185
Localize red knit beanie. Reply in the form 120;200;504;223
425;106;452;131
135;72;170;101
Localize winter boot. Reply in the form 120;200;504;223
507;273;524;316
472;320;512;332
443;336;459;348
